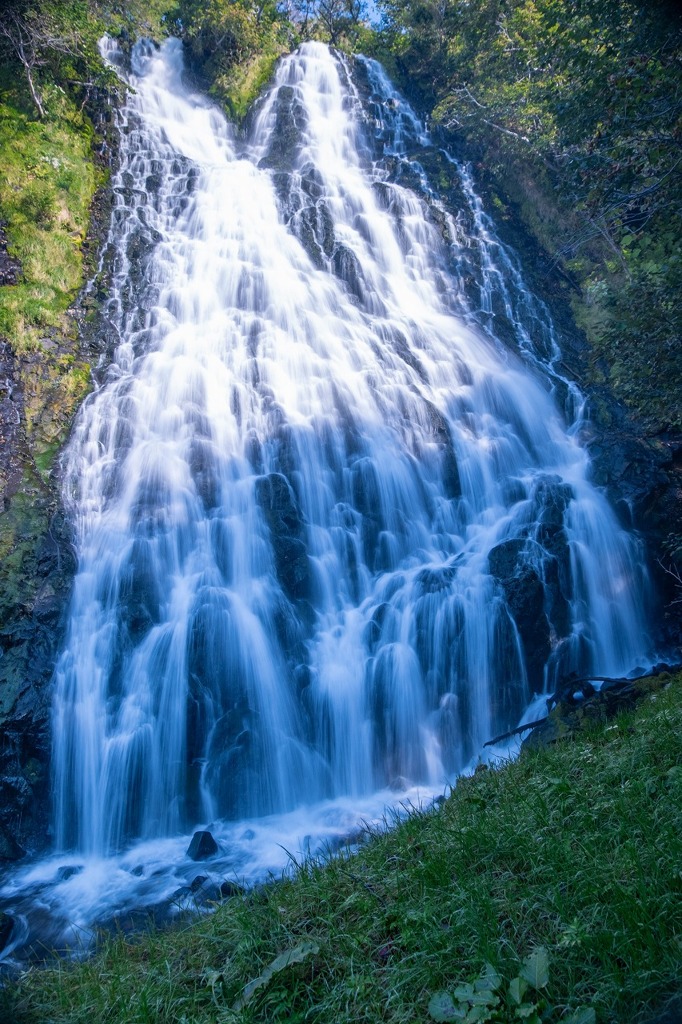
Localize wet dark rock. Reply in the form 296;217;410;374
530;476;572;593
220;879;245;899
145;172;162;194
126;226;158;268
488;539;551;690
56;865;83;881
579;408;679;644
254;472;302;535
171;884;192;902
0;551;61;857
371;180;395;211
389;775;409;791
119;537;162;641
255;472;311;600
300;163;325;201
415;565;457;594
331;244;365;303
256;84;306;173
363;604;387;651
488;538;525;581
384;326;428;382
0;824;26;862
187;829;219;861
488;607;531;732
292;202;335;268
189;874;208;893
0;775;31;806
244;429;263;472
532;476;572;522
541;555;571;639
351;457;384;569
189;437;219;511
192;878;221;903
31;586;63;626
422;400;461;499
203;724;264;820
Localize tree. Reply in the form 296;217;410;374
183;0;268;76
317;0;364;45
0;2;80;117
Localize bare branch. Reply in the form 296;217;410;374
456;83;486;110
0;6;80;117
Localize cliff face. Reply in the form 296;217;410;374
0;76;116;861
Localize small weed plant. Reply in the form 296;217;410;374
429;949;595;1024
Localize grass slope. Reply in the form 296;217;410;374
4;674;681;1024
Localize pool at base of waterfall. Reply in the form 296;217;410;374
0;784;460;964
0;702;551;968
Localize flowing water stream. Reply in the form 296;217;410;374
0;38;653;958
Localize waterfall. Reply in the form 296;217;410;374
49;38;650;866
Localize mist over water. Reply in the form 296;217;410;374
0;38;652;954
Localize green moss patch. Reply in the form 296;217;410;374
0;70;98;353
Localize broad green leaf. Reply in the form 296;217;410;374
428;991;466;1021
465;1005;494;1023
520;947;549;989
475;964;503;992
470;991;499;1007
516;1012;541;1024
454;982;476;1001
232;940;320;1010
563;1009;596;1024
509;976;529;1005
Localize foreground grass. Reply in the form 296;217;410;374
4;675;682;1024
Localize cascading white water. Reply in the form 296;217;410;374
49;38;651;868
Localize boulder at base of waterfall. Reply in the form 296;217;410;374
220;880;246;899
192;877;221;904
56;864;83;881
186;830;218;861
